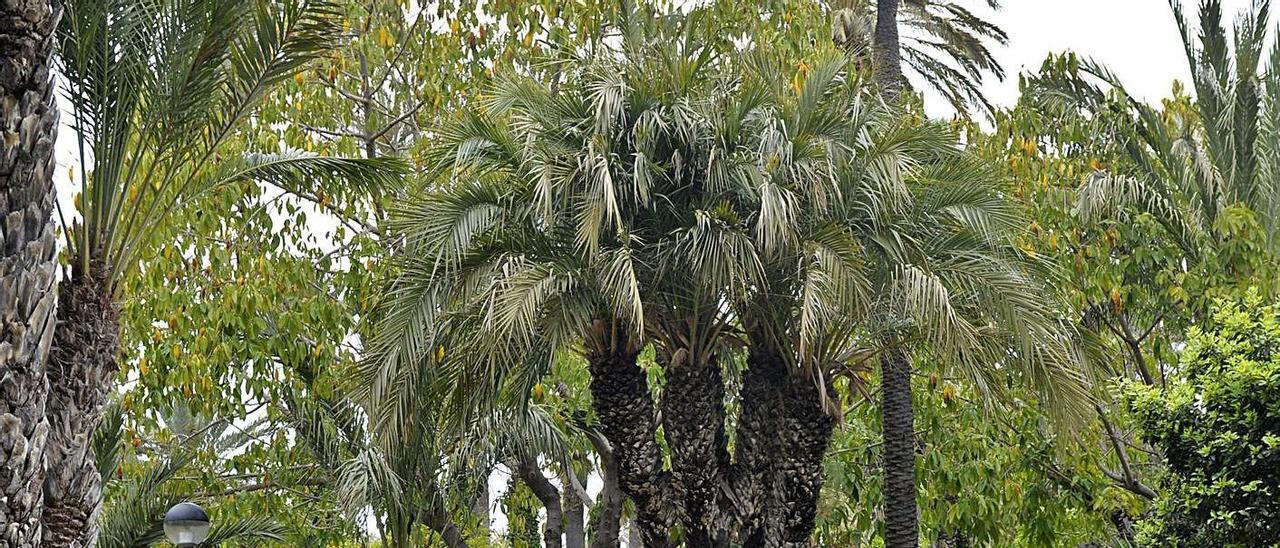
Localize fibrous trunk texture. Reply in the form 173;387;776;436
881;345;918;548
43;262;119;548
586;346;674;547
874;0;904;100
774;372;836;544
737;348;787;546
0;0;61;544
660;356;729;546
739;348;836;548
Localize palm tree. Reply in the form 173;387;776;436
0;1;61;544
835;0;1006;114
863;142;1087;547
45;0;403;543
1030;0;1279;263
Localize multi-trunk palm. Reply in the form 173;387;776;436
369;7;1084;548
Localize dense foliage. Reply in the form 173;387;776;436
1126;295;1280;546
7;0;1280;546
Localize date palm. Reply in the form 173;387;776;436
46;0;402;544
835;0;1006;114
1030;0;1279;257
0;0;61;544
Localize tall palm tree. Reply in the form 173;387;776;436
45;0;403;544
1030;0;1279;260
863;143;1087;547
836;0;1006;114
0;1;61;544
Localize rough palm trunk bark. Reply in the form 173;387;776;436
736;348;786;546
0;0;61;544
516;456;563;548
660;355;729;546
43;262;119;547
775;375;836;544
586;343;674;547
874;0;904;100
881;344;917;548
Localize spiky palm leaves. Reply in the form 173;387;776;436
836;0;1007;115
369;7;1083;546
46;0;403;542
93;404;285;548
1030;0;1280;258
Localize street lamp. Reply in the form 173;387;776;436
164;502;211;547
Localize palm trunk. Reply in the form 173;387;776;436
660;355;729;546
881;344;918;548
516;456;563;548
735;348;786;546
42;262;119;547
775;375;836;544
874;0;904;100
0;1;61;544
586;344;674;547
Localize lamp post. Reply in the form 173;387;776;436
164;502;211;547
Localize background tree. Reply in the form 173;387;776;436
47;0;402;543
1126;294;1280;545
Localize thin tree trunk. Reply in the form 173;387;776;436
586;343;673;547
43;262;119;547
0;0;61;544
563;468;586;548
659;355;729;546
419;497;468;548
881;344;918;548
874;0;904;100
626;518;643;548
584;428;623;548
516;456;563;548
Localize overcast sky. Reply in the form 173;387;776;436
921;0;1260;118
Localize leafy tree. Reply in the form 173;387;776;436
47;0;402;543
1126;294;1280;546
0;0;61;545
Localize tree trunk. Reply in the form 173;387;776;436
874;0;904;101
774;374;836;544
43;262;119;547
516;456;563;548
419;497;469;548
659;355;729;546
585;428;623;548
0;0;61;544
736;348;786;546
586;345;673;547
563;469;586;548
738;347;836;547
881;344;918;548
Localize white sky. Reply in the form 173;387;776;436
921;0;1259;118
